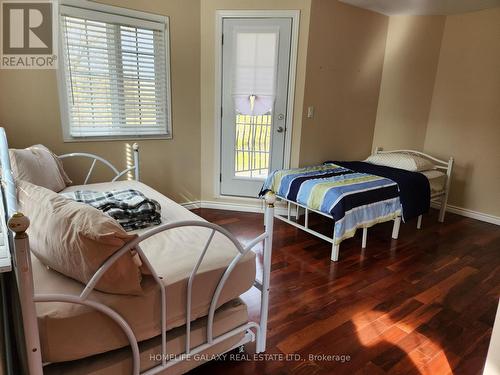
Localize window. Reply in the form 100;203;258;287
58;2;171;140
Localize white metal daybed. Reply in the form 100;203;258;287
267;148;453;261
0;128;277;375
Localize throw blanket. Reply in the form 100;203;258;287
260;164;401;244
62;189;161;231
331;161;431;221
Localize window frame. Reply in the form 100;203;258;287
57;0;173;142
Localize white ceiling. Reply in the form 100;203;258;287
339;0;500;15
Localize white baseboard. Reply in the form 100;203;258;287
181;200;289;215
181;200;499;226
431;202;500;226
180;201;201;210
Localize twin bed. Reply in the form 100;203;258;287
0;128;276;375
262;148;453;261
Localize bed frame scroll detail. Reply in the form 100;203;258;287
59;142;140;184
375;147;454;224
9;208;276;374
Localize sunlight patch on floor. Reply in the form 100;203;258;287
352;310;452;374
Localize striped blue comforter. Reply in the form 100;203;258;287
261;163;402;244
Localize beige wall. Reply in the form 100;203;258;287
372;15;445;150
0;0;201;203
372;8;500;217
0;1;497;217
300;0;388;165
200;0;312;204
0;0;311;207
423;8;500;216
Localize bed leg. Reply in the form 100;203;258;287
295;205;301;221
331;242;340;262
417;215;422;229
362;227;367;249
439;157;453;223
438;196;447;223
331;230;339;261
392;216;401;240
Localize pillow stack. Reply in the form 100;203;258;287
9;144;72;192
11;144;145;295
17;180;143;295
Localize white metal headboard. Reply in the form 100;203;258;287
59;143;140;184
374;147;454;223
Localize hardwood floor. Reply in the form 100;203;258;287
189;208;500;375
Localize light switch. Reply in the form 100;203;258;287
307;106;314;119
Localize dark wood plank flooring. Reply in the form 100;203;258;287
189;208;500;375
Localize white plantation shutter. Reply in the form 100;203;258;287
59;5;171;138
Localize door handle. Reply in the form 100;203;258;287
276;126;284;133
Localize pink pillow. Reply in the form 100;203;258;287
9;144;71;192
18;180;143;295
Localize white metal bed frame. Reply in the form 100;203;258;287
271;148;453;262
0;128;276;375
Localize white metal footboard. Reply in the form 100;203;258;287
6;195;275;375
272;195;400;262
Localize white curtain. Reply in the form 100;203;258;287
232;30;278;115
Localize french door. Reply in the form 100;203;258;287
220;17;292;197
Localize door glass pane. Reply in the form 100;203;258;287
232;31;278;179
235;113;271;178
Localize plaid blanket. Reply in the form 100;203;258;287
62;189;162;231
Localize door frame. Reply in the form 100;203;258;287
214;10;300;198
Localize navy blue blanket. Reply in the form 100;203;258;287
328;161;431;221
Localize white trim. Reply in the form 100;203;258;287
185;200;500;226
180;201;201;210
214;10;301;198
181;200;289;216
202;200;264;214
60;5;165;29
431;202;500;226
483;299;500;375
60;0;167;23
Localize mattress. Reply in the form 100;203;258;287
420;169;447;193
34;181;256;363
44;299;248;375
